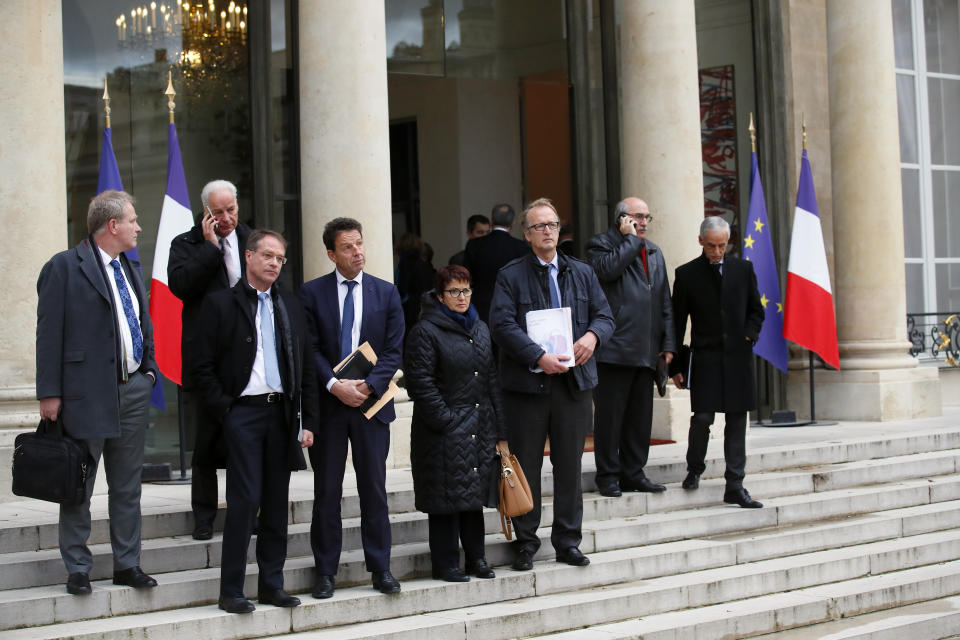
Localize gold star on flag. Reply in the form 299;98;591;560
760;293;769;308
744;235;755;249
754;219;765;233
776;302;783;313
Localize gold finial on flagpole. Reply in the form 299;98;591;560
102;77;112;129
165;70;176;124
801;112;807;150
749;112;756;153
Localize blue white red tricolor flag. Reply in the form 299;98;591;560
149;122;194;387
782;149;840;369
98;125;166;409
743;151;788;372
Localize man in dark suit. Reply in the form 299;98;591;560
490;198;615;571
299;217;405;598
671;216;765;509
168;179;252;541
586;197;676;497
192;229;318;614
464;203;529;322
448;213;490;266
36;190;159;595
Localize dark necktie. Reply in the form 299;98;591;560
640;244;649;280
258;292;282;389
109;259;144;363
711;262;723;282
548;263;561;308
340;280;358;360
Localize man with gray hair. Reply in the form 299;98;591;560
670;215;764;508
168;179;252;540
37;190;159;595
586;197;676;497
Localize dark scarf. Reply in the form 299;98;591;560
435;296;479;332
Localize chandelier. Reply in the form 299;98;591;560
114;2;249;77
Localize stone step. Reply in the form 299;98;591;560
2;432;957;557
259;547;960;640
533;563;960;640
3;458;958;594
3;484;959;633
752;593;960;639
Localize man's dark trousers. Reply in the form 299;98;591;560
593;363;655;489
219;401;291;598
309;407;391;574
183;390;219;528
686;410;747;489
503;378;590;555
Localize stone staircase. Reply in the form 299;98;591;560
2;424;960;639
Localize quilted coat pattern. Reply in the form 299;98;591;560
404;296;506;514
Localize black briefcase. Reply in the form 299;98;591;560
12;417;90;505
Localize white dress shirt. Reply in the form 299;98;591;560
99;247;141;375
222;230;241;287
327;269;364;391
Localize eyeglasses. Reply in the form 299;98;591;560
627;213;654;222
527;221;560;233
444;288;473;298
256;251;287;265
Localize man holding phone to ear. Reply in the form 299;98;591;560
168;179;251;540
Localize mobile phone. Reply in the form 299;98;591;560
204;205;218;229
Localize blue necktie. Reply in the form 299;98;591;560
548;263;561;309
109;259;143;363
340;280;358;360
258;292;282;389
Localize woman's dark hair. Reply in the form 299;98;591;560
435;264;471;293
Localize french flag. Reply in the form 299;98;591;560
149;123;193;386
783;149;840;369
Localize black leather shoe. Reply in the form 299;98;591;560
466;558;495;579
113;566;158;589
724;487;763;509
66;572;92;595
556;547;590;566
258;589;300;607
372;570;401;594
597;483;622;497
682;472;700;490
312;574;335;599
432;567;470;582
621;477;666;493
511;549;534;571
192;523;213;541
218;596;256;614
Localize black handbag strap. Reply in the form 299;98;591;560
38;416;66;437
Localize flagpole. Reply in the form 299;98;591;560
102;78;111;129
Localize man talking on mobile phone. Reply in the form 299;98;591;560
168;179;252;540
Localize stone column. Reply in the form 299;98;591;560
619;1;703;440
298;1;393;281
0;0;66;431
619;0;704;277
786;0;939;420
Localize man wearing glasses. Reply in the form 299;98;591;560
489;198;614;571
585;197;676;497
192;229;318;613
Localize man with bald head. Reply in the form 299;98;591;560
168;179;252;540
586;198;675;497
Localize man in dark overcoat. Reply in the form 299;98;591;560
168;179;251;540
464;203;529;323
586;197;676;497
192;229;317;613
36;190;159;595
671;215;764;508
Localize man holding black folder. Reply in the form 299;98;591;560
489;198;614;572
299;217;405;598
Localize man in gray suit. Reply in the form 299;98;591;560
36;190;159;595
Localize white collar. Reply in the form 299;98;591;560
335;269;364;285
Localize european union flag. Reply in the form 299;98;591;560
743;151;788;372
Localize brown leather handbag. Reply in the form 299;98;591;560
497;447;534;540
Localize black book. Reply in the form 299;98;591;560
335;349;375;381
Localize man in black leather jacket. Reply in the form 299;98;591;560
489;198;614;572
585;197;676;497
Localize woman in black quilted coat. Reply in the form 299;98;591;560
404;264;509;582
